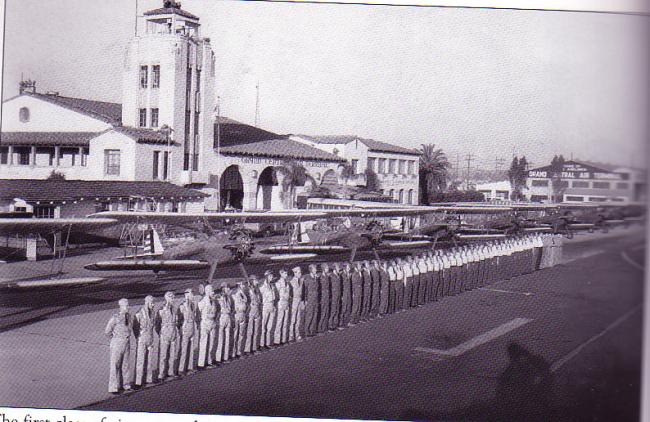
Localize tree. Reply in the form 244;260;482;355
419;144;451;204
508;156;528;201
364;167;380;192
339;162;355;185
276;159;308;209
47;170;66;181
550;154;566;203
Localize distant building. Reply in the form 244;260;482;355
475;180;512;201
526;160;646;203
291;135;421;204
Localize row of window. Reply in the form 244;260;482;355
367;157;416;175
530;179;629;190
0;147;88;166
565;195;627;202
139;65;161;89
152;150;170;180
139;108;159;128
380;188;416;204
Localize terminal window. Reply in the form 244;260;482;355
104;149;121;175
531;180;549;187
0;147;7;164
152;65;160;88
593;182;610;189
150;108;159;128
616;182;629;189
139;109;147;127
140;65;148;88
566;196;584;202
572;181;589;188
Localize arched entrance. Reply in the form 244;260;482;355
321;169;338;187
257;166;279;210
220;165;244;210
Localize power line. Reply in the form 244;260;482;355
465;153;475;189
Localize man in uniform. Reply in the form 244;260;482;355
329;263;342;329
178;288;198;373
215;285;234;362
275;269;291;344
387;259;398;313
394;258;405;312
288;266;305;341
370;260;382;317
350;262;364;324
133;295;155;387
260;271;277;347
318;263;331;332
339;262;353;326
197;285;217;368
156;292;178;380
417;254;428;304
303;264;320;336
245;275;263;353
105;298;132;393
402;257;413;308
361;261;373;318
231;282;249;357
410;255;421;307
378;260;390;315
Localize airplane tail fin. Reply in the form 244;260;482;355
144;227;164;255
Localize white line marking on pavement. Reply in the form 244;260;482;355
415;317;533;357
479;287;533;296
550;304;642;373
621;251;644;271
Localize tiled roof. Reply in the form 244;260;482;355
299;134;420;156
112;127;177;145
0;179;208;202
220;138;345;163
360;138;420;155
144;7;199;20
27;92;122;125
0;132;101;146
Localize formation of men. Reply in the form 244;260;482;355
105;233;554;393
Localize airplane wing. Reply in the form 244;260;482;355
90;210;329;225
0;218;118;237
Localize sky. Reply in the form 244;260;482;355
2;0;649;171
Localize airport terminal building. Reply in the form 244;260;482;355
0;2;418;214
525;160;647;203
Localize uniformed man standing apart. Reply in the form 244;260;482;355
318;263;331;332
275;269;292;344
350;262;364;324
245;276;263;353
303;264;320;336
260;270;278;347
329;263;342;330
157;291;179;380
178;288;198;373
197;285;217;368
339;262;353;326
378;260;390;315
105;298;132;393
231;282;249;356
215;285;234;362
288;266;305;341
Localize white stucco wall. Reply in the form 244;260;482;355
1;95;112;132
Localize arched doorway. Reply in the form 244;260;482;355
321;169;338;187
257;166;279;210
399;189;405;204
220;165;244;210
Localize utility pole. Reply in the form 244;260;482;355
254;82;260;127
215;97;221;209
465;153;475;190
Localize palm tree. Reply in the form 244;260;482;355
339;162;355;185
419;144;451;204
276;159;308;208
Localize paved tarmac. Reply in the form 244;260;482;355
0;226;644;418
78;228;644;420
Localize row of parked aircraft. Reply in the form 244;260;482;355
0;202;644;288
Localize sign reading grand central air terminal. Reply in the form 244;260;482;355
528;162;623;180
240;156;332;168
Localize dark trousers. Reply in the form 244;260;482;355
395;281;404;311
304;301;318;336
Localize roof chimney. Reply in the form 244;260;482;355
19;79;36;94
